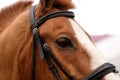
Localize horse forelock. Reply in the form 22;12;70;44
0;1;32;33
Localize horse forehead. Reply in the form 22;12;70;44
42;17;75;34
53;17;73;28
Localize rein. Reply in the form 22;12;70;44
29;6;118;80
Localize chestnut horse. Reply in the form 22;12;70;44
0;0;119;80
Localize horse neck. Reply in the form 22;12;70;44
0;9;34;79
0;1;32;33
7;10;53;79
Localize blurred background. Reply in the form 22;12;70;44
0;0;120;73
72;0;120;73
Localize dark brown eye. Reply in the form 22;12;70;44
55;37;73;48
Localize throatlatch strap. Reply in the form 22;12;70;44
29;6;35;27
32;35;35;80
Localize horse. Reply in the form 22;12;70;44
0;0;119;80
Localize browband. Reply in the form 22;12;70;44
29;6;74;30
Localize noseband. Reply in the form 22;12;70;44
29;6;118;80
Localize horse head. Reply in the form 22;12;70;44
0;0;119;80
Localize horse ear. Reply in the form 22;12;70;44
34;0;55;19
37;0;74;11
38;0;55;11
35;0;74;19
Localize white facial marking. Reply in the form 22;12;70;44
69;19;106;69
69;19;120;80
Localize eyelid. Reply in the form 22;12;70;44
55;34;70;41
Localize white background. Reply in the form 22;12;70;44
0;0;120;35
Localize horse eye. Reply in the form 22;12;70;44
55;37;73;48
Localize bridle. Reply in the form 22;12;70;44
29;6;118;80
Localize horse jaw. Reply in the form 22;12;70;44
69;19;120;80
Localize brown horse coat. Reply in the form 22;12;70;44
1;0;118;80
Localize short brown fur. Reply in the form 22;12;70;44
0;0;98;80
0;1;32;33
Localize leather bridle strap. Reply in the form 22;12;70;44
29;6;74;80
29;6;118;80
43;44;74;80
84;63;118;80
30;9;74;30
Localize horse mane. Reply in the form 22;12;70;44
0;1;32;33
